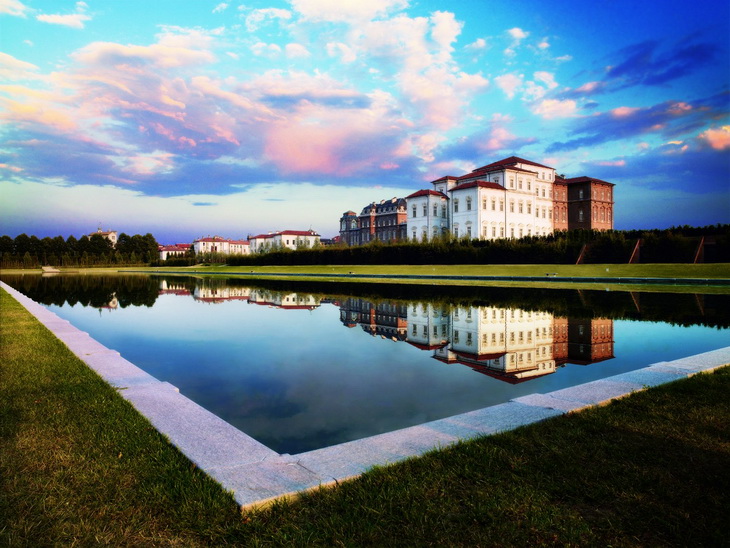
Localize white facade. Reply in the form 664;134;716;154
249;230;320;253
407;190;450;242
413;304;558;381
193;236;250;255
407;157;558;241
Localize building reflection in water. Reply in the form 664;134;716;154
340;299;614;384
156;280;615;384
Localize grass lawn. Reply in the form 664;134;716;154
2;286;729;545
122;262;730;294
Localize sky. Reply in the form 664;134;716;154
1;0;728;243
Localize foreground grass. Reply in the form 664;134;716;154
2;286;729;546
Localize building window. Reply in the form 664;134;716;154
492;226;496;238
433;203;438;216
499;200;504;212
441;205;447;218
578;209;584;222
579;189;584;199
454;199;459;213
412;205;417;217
482;198;487;209
466;197;472;211
541;188;546;197
527;180;531;190
491;198;496;211
518;201;523;214
509;201;514;213
510;228;515;238
422;203;427;216
527;202;531;214
518;178;522;189
509;177;514;188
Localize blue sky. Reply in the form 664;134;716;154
1;0;728;242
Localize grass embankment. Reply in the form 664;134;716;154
133;262;730;294
2;286;729;545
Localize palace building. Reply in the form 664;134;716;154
339;156;614;244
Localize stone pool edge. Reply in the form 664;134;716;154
4;280;729;510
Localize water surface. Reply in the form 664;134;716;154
4;274;728;454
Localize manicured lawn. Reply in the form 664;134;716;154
140;262;730;278
128;262;730;294
1;286;729;545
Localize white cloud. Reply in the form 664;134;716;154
0;0;31;17
532;98;577;119
508;27;528;40
494;73;523;99
0;51;39;80
533;71;557;89
285;43;311;59
245;8;292;31
36;12;91;29
326;42;357;63
290;0;408;24
464;38;487;52
251;42;282;59
212;2;228;13
430;11;462;53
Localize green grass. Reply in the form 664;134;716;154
2;286;729;546
129;262;730;294
137;262;730;278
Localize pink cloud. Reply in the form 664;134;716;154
699;126;730;150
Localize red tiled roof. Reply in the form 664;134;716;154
279;229;320;236
252;230;320;239
228;240;249;245
565;176;614;186
473;156;554;172
406;340;449;351
430;175;458;183
406;189;449;199
450;180;506;192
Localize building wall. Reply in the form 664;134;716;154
341;157;614;245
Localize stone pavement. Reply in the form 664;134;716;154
3;280;729;509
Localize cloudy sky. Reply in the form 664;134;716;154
1;0;728;243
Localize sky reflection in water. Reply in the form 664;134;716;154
5;274;729;454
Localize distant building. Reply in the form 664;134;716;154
339;156;614;244
158;243;191;260
89;227;118;247
339;197;408;245
248;229;320;253
193;236;250;256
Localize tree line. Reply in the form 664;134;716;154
222;225;729;266
0;232;159;268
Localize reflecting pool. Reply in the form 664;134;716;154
3;273;729;454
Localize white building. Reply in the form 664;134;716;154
158;243;191;260
88;227;118;247
407;156;558;241
193;236;250;256
249;230;320;253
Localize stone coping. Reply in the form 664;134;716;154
3;280;729;509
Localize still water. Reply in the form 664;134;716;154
4;274;729;454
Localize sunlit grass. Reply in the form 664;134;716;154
2;286;729;545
